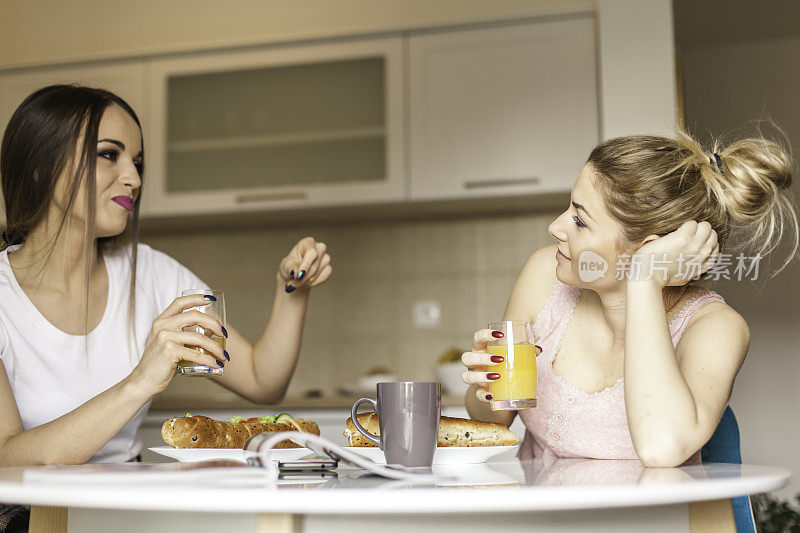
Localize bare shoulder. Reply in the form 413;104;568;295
686;298;749;336
677;298;750;362
504;244;559;321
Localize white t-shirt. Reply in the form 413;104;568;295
0;243;207;463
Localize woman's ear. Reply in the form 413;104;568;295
641;234;660;246
631;235;659;254
623;234;660;256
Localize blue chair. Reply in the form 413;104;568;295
701;406;755;533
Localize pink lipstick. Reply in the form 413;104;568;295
112;196;133;211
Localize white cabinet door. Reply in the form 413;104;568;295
0;62;147;226
409;17;599;201
145;37;404;218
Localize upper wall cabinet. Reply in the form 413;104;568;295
408;17;599;201
144;37;404;217
0;18;602;224
0;62;147;227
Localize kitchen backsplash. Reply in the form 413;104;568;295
143;210;560;401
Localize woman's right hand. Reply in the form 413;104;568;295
462;328;542;402
130;294;228;396
461;328;505;402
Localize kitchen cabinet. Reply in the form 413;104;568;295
143;37;404;218
0;61;147;226
0;16;602;223
408;17;599;200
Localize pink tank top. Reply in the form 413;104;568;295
517;281;726;463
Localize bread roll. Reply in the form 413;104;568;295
343;414;518;447
161;416;320;449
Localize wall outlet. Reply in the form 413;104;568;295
413;300;442;329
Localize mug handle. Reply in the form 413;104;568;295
350;397;381;448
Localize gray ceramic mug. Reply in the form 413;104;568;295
350;381;441;468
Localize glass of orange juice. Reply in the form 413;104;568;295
486;320;537;410
178;289;225;377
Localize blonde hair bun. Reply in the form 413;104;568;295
588;129;798;276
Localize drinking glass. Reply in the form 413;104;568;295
487;320;537;410
178;289;225;377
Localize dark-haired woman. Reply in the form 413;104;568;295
0;85;331;467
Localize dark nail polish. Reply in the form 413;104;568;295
487;373;501;380
490;355;505;363
217;360;224;368
285;284;296;293
296;270;306;281
485;394;493;400
221;326;228;338
491;331;504;338
223;350;230;361
203;295;217;302
290;270;295;279
535;344;542;352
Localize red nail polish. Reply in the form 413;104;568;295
485;394;493;400
490;355;504;363
486;373;501;380
491;331;504;338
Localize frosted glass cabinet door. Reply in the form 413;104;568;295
0;62;147;226
409;17;599;201
146;37;404;217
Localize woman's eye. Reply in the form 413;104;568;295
572;215;587;229
97;150;118;162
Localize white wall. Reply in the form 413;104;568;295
0;0;592;69
681;35;800;498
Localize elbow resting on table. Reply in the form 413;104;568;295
0;439;81;468
637;450;685;468
634;435;695;468
245;387;288;405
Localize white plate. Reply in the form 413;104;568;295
149;447;313;463
342;445;518;465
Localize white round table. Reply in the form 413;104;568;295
0;457;789;533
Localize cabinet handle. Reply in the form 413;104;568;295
463;176;541;189
236;191;307;204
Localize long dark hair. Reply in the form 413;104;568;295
0;84;143;351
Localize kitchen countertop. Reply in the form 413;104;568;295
1;458;789;533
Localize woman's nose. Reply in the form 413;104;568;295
119;160;142;189
548;214;568;242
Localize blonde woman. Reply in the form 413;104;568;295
463;132;797;467
0;85;332;469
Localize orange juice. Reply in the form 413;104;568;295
487;343;537;408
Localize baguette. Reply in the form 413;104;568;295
161;416;320;449
344;414;518;447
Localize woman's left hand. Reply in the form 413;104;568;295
278;236;332;293
631;220;719;287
